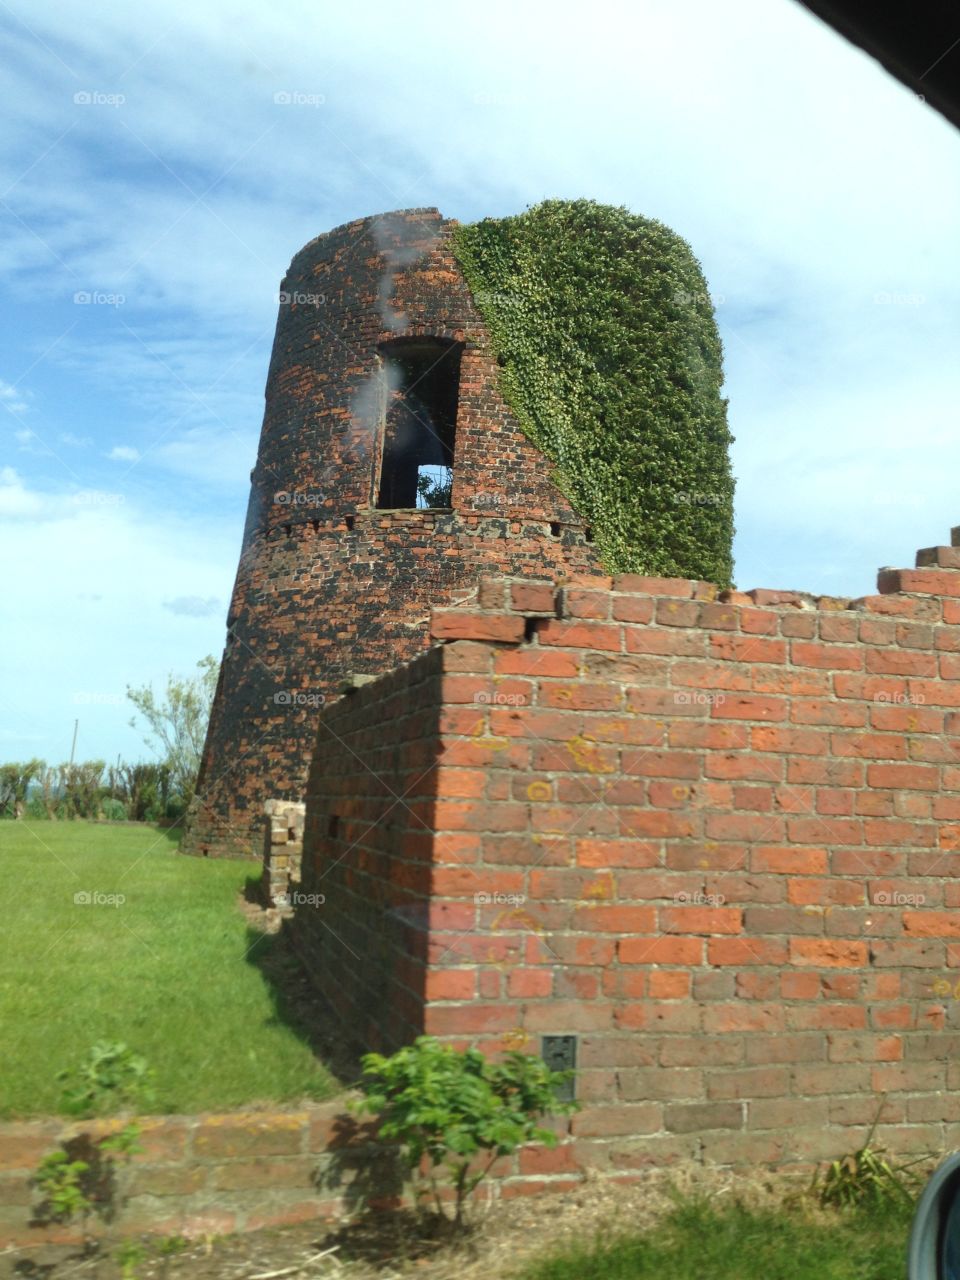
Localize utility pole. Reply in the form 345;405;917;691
69;719;78;767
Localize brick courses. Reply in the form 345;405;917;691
182;208;602;859
293;531;960;1172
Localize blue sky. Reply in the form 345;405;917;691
2;0;959;767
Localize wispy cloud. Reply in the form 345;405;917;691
0;379;30;414
0;0;958;762
162;595;221;617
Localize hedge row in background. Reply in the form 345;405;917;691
452;199;735;587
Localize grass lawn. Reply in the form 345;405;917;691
519;1193;914;1280
0;819;339;1118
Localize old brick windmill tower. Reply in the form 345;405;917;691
182;203;733;857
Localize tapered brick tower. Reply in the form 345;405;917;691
182;208;604;857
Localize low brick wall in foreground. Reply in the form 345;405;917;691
0;1103;368;1247
0;1097;595;1248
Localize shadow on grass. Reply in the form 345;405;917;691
151;822;185;847
513;1193;918;1280
242;871;265;905
241;920;365;1094
313;1201;478;1270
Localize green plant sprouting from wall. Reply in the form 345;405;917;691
452;199;735;586
31;1044;155;1242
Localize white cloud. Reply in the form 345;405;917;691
163;595;221;617
0;466;46;516
0;379;29;414
0;470;236;762
1;0;959;760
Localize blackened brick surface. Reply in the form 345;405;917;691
182;209;603;857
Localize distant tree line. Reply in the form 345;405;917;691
0;759;180;823
0;657;217;824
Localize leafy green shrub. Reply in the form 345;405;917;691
452;200;735;586
164;794;187;823
60;761;106;819
351;1036;578;1230
100;798;127;822
58;1042;155;1118
25;794;47;820
0;759;43;817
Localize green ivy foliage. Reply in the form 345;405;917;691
452;199;735;586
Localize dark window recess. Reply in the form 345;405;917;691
376;338;462;510
550;521;561;537
542;1034;577;1102
328;814;340;839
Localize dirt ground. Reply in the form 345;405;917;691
0;1162;846;1280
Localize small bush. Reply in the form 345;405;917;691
58;1042;155;1118
164;795;187;823
352;1036;578;1230
100;798;127;822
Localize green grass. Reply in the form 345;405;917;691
518;1193;914;1280
0;820;339;1117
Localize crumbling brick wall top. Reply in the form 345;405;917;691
295;527;960;1172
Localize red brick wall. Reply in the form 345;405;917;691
0;1098;606;1247
293;645;446;1052
183;208;602;859
0;1105;357;1247
297;534;960;1172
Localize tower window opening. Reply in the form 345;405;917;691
376;338;462;510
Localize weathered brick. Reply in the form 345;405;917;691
193;1113;306;1159
788;939;869;968
663;1102;743;1133
511;582;557;613
432;611;526;643
571;1104;661;1136
212;1158;318;1191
